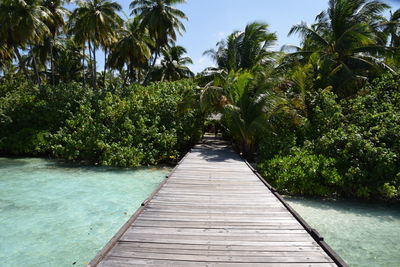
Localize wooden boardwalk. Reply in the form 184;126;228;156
89;136;346;267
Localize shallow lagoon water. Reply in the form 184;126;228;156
285;197;400;267
1;157;400;267
0;157;169;267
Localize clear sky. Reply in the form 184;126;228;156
68;0;400;73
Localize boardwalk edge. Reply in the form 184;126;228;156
86;149;192;267
242;157;348;267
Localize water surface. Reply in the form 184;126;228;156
286;197;400;267
0;158;169;267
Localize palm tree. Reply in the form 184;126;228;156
156;45;194;81
0;44;14;70
130;0;187;82
41;0;69;85
201;71;286;159
69;0;122;90
54;38;85;83
0;0;51;82
285;0;393;96
107;18;154;84
385;9;400;48
204;22;277;72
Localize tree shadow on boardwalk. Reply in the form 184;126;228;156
192;136;242;163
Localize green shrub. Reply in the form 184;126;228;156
256;73;400;201
258;147;342;197
50;80;203;167
0;81;92;155
0;76;203;167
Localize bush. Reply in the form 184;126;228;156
0;77;204;167
50;80;203;167
256;73;400;201
314;74;400;199
258;147;342;197
0;81;92;155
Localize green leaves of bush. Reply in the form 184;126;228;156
259;147;342;197
257;73;400;201
0;79;203;167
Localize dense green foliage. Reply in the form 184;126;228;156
201;1;400;201
1;0;400;202
257;74;400;200
0;78;203;167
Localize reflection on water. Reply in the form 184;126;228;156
0;157;169;267
285;197;400;267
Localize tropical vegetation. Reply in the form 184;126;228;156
0;0;399;201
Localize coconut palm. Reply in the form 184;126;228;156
285;0;393;96
204;22;277;72
54;38;85;83
0;44;14;70
201;71;287;159
155;45;194;81
0;0;51;82
386;9;400;47
107;18;154;84
130;0;187;80
69;0;122;90
41;0;70;85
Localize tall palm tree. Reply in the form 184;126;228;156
69;0;122;90
203;32;240;72
130;0;187;82
107;18;154;84
0;0;51;82
41;0;69;85
156;45;194;81
286;0;393;96
108;18;152;82
0;44;14;70
54;38;85;83
204;22;277;73
381;9;400;47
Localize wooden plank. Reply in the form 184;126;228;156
90;136;343;267
121;233;315;243
109;251;333;263
111;246;327;257
128;227;308;235
112;241;326;252
98;257;337;267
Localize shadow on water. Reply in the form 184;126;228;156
0;156;169;174
285;196;400;220
45;160;168;174
0;158;32;169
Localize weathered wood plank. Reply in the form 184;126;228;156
109;251;333;263
98;257;337;267
89;136;343;267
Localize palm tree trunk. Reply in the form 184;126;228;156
50;38;55;86
103;47;107;87
14;47;29;80
129;61;134;84
92;40;97;91
122;63;128;87
88;41;93;88
142;49;159;85
82;45;86;86
30;44;41;86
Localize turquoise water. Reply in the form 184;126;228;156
286;197;400;267
0;158;169;267
1;158;399;267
